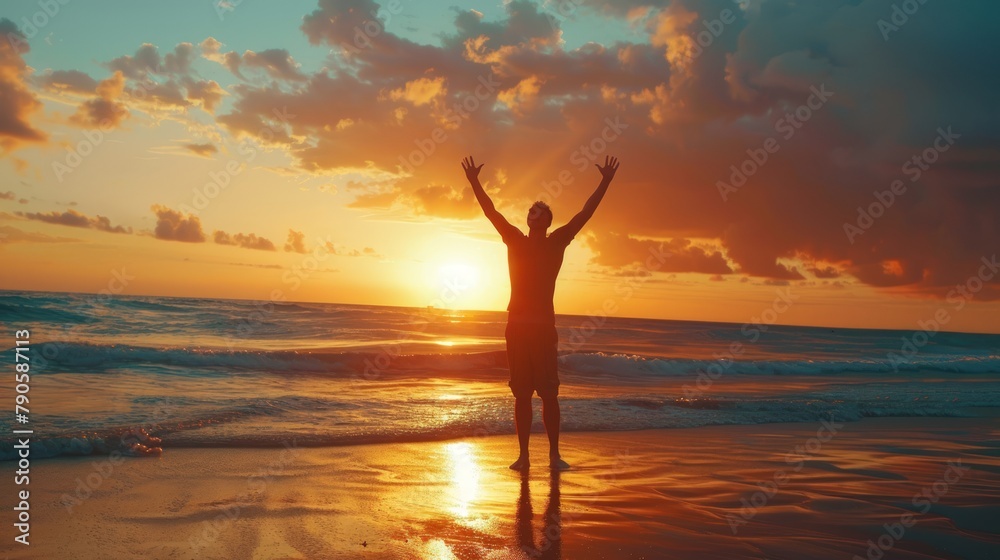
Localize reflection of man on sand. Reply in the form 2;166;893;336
462;155;620;470
516;471;562;559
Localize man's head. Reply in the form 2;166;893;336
527;201;552;231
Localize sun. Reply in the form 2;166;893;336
438;263;480;294
421;247;508;312
431;263;484;310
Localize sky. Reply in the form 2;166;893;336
0;0;998;333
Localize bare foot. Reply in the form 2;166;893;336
550;456;570;471
509;456;530;470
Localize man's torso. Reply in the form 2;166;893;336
505;232;570;324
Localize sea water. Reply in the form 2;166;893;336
1;290;998;460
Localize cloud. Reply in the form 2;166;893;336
0;19;47;151
267;0;992;298
213;230;277;251
184;142;218;157
69;71;130;128
164;42;197;75
183;77;226;112
0;191;15;200
240;49;308;81
17;209;132;234
10;157;29;175
409;184;479;219
388;77;446;106
200;37;243;76
347;185;401;209
322;241;380;258
226;263;282;270
130;78;191;109
497;75;544;115
201;37;306;82
444;1;564;51
280;229;377;257
151;205;205;242
808;264;842;279
37;69;99;94
13;2;998;299
226;261;283;269
284;229;306;253
0;225;80;244
107;43;160;79
586;233;732;275
38;41;226;127
107;42;196;80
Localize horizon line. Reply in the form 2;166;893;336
3;287;999;337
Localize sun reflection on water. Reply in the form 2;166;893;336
445;442;481;521
423;538;459;560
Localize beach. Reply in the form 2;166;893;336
6;416;999;559
0;0;996;555
2;292;1000;558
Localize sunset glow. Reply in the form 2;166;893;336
3;3;998;558
0;1;997;333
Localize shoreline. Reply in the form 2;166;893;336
10;405;1000;463
4;416;1000;559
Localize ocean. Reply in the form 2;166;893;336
1;290;999;461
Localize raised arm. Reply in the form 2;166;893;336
462;156;520;240
553;155;620;240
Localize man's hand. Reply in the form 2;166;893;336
555;155;619;241
595;155;620;181
463;155;518;239
462;156;484;182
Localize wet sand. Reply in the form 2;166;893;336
5;416;1000;559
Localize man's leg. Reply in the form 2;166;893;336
507;321;532;470
541;395;569;469
511;396;532;470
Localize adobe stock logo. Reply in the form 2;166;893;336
877;0;932;41
4;0;72;50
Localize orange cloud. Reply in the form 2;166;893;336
0;225;79;244
151;205;205;242
284;229;306;253
183;77;226;112
389;77;446;106
184;142;218;157
497;76;544;115
409;184;479;219
37;69;99;94
37;41;229;128
322;241;380;258
23;1;996;300
18;209;132;234
586;233;733;275
213;230;276;251
69;71;130;128
201;37;306;82
0;19;47;151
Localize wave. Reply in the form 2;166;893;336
0;301;96;325
3;391;995;461
22;341;1000;377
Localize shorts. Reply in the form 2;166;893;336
505;321;560;398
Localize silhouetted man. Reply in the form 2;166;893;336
461;155;620;470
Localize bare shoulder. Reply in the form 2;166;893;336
502;227;526;245
548;225;575;247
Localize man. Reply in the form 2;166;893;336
461;155;620;470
